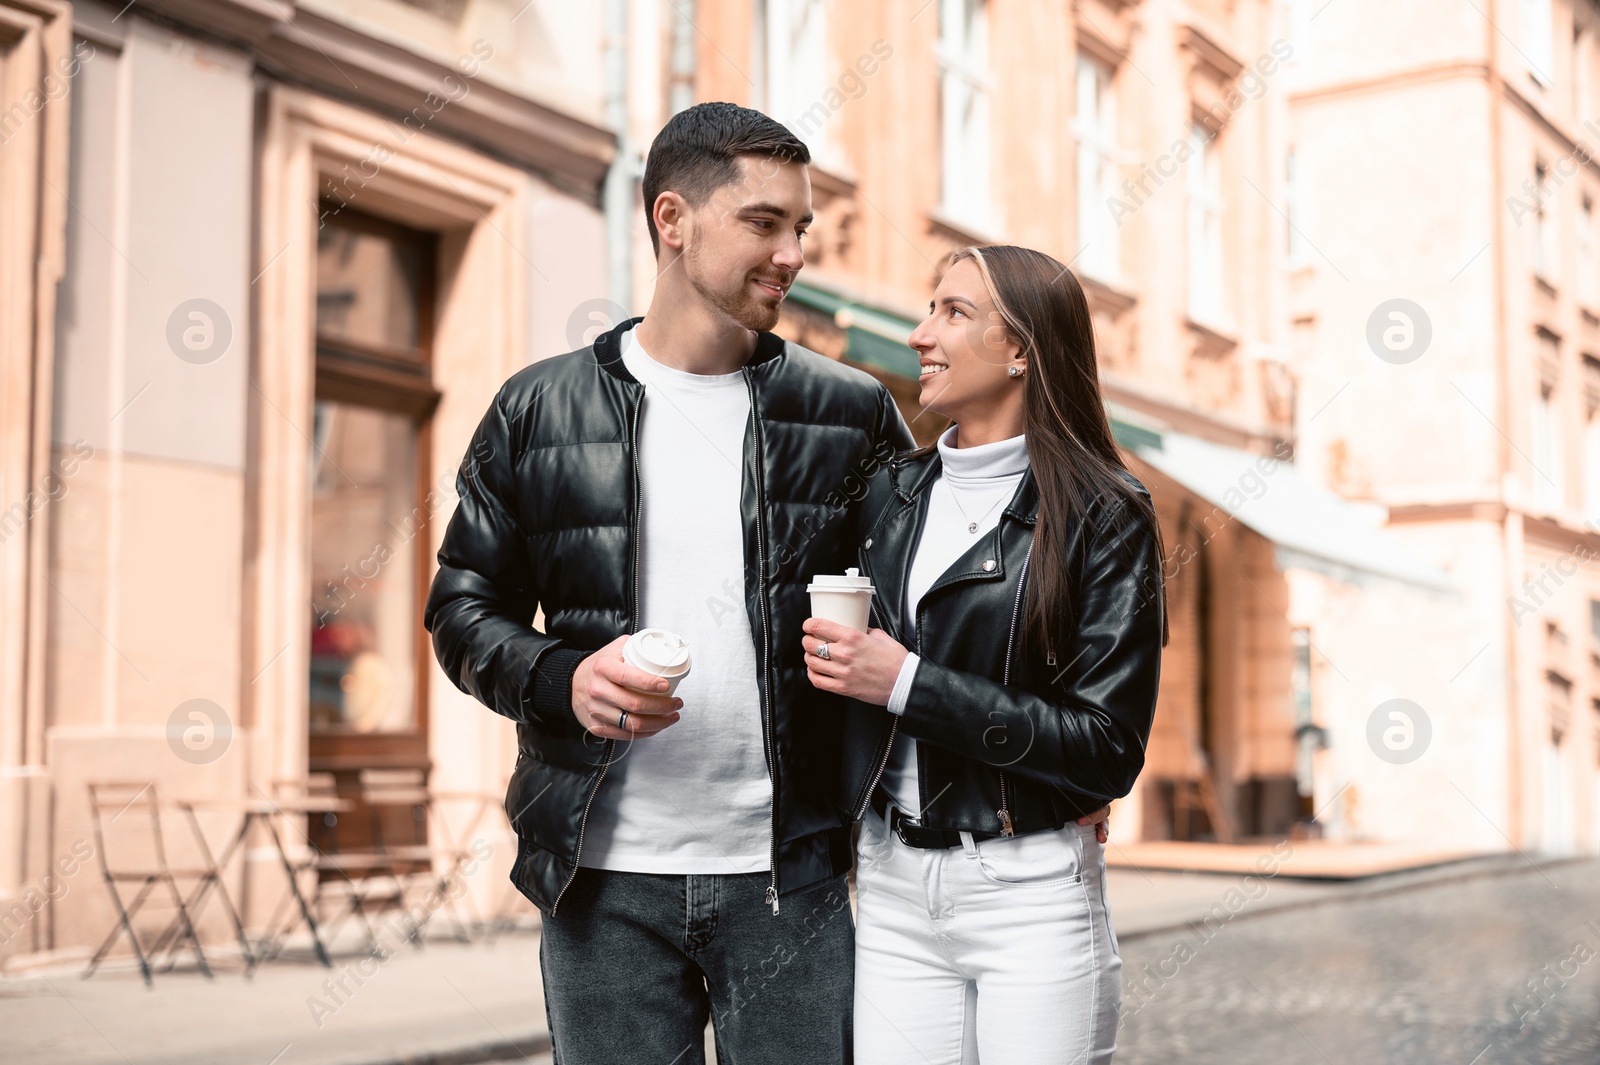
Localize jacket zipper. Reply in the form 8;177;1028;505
551;389;643;914
852;483;925;822
996;541;1034;838
851;551;901;821
744;371;781;916
856;717;901;822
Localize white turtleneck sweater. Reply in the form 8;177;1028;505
880;425;1031;819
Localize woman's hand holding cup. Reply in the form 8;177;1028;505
801;618;909;706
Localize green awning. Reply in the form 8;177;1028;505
786;279;922;379
1106;401;1164;452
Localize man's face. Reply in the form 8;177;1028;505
678;156;812;332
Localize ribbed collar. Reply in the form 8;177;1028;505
935;425;1030;483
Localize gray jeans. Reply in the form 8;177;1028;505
539;866;855;1064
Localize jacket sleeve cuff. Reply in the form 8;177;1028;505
886;652;920;715
528;647;589;726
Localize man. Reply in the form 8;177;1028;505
424;102;913;1063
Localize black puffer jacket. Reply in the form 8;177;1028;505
840;447;1164;835
424;318;914;914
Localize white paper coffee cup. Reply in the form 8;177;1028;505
807;567;875;632
622;628;693;695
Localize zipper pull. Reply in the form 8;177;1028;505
765;885;779;915
997;808;1015;837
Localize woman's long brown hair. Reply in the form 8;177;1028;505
947;245;1170;654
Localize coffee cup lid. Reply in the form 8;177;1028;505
627;628;691;673
807;567;875;594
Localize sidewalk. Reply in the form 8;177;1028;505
1;925;556;1065
0;851;1556;1065
1106;837;1488;879
1104;849;1551;940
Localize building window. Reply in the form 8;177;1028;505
1074;52;1119;282
309;208;438;740
1535;162;1557;283
1544;670;1574;854
1286;147;1305;266
1581;196;1598;307
1186;122;1226;325
1286;0;1312;61
757;0;834;163
1577;25;1593;123
1584;406;1600;519
1586;357;1600;519
937;0;993;229
1533;340;1565;511
1591;697;1600;765
1524;0;1555;86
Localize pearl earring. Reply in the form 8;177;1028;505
1007;366;1023;377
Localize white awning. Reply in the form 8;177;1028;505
1129;431;1456;592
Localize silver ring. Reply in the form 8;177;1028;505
616;709;629;730
817;642;830;661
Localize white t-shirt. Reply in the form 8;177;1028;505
577;331;771;874
880;425;1030;818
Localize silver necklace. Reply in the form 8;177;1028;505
947;482;1008;534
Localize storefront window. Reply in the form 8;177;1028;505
316;220;429;359
308;401;419;733
308;207;438;745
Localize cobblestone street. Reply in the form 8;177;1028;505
1115;858;1600;1065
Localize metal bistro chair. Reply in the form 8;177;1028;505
357;768;478;944
83;781;252;986
426;788;502;939
260;773;391;959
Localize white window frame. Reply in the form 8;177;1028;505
759;0;835;164
1186;122;1226;326
1581;195;1597;309
1524;0;1555;87
1583;408;1600;520
1286;146;1306;267
1535;162;1557;284
1576;25;1593;124
1285;0;1312;62
1074;51;1120;283
1533;337;1565;512
1534;383;1560;510
937;0;993;230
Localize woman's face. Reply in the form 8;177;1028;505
908;258;1023;424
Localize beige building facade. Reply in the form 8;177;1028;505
1;0;614;962
6;0;1591;967
1286;0;1600;855
655;0;1405;848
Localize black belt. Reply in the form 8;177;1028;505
870;787;1002;849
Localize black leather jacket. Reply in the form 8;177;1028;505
840;447;1164;836
424;318;913;914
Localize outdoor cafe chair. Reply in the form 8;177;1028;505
258;774;393;959
356;768;477;944
83;781;252;986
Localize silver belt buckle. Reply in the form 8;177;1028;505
890;807;920;847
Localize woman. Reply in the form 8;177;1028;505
801;245;1168;1064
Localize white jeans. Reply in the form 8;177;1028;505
853;803;1122;1064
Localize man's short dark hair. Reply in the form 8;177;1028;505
641;102;810;256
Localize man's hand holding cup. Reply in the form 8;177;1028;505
572;629;691;740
